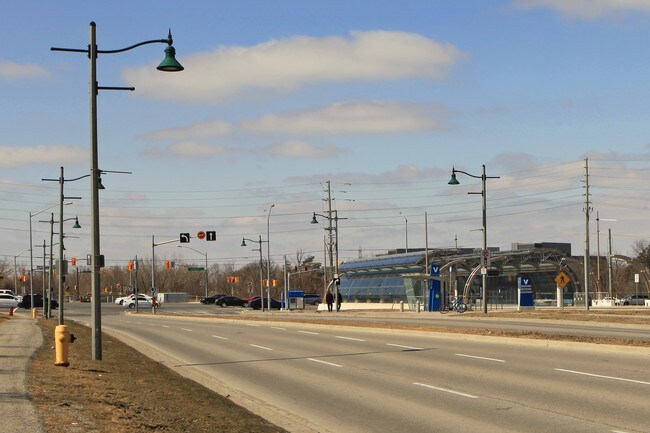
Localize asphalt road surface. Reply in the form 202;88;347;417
64;303;650;433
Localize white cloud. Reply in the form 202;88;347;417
0;61;49;79
0;145;85;167
140;141;229;158
242;101;443;134
169;141;229;156
123;31;464;102
265;140;343;158
143;120;232;141
513;0;650;19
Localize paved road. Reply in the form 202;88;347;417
66;303;650;433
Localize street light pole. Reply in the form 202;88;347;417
266;204;275;309
242;236;267;311
448;164;500;314
52;22;183;361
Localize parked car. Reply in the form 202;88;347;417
243;296;260;307
0;293;19;308
215;296;247;307
249;297;282;310
200;294;226;304
17;294;58;309
621;293;649;306
0;289;16;296
600;296;620;305
116;294;152;306
303;293;321;306
125;295;159;309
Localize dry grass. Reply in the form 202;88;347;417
28;318;288;433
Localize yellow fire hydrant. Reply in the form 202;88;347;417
32;308;37;319
54;325;76;367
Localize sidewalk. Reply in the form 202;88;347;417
0;313;46;433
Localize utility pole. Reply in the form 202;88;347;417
583;158;592;311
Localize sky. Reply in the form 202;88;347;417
2;0;650;273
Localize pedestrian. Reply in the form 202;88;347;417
336;290;342;312
326;290;334;312
151;297;158;314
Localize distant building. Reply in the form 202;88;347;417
337;243;575;309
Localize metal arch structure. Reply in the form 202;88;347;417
611;254;650;292
448;248;571;302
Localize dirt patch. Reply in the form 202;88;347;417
28;319;288;433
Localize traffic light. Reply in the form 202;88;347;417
71;257;77;266
235;277;240;283
128;261;134;271
165;260;170;270
272;279;277;287
21;267;26;276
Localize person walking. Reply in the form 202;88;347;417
336;290;342;312
326;290;334;312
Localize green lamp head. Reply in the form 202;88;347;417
310;213;318;224
240;238;247;247
157;44;184;72
73;216;81;229
448;170;460;185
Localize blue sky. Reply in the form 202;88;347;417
2;0;650;272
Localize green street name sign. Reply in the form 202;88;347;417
187;267;205;271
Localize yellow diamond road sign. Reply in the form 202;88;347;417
555;271;570;288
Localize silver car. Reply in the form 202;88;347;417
0;293;19;309
621;293;649;306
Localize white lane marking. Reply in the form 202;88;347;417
308;358;342;368
414;382;478;399
271;327;286;331
555;369;650;386
612;430;631;433
161;325;170;328
212;335;228;340
336;336;366;342
246;323;261;327
180;328;193;332
387;343;423;350
298;330;319;335
456;353;506;363
250;344;272;351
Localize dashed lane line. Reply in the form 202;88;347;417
555;368;650;386
386;343;423;351
308;358;342;368
298;330;319;335
335;336;366;342
455;353;506;363
250;344;273;351
212;335;228;340
413;382;478;399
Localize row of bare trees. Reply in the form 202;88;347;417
1;251;325;301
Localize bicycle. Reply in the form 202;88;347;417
440;296;467;314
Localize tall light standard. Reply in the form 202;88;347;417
311;210;346;310
43;166;85;325
177;246;209;298
448;164;500;314
241;236;267;311
595;212;617;293
399;212;408;253
52;22;183;360
29;203;71;310
266;204;275;309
